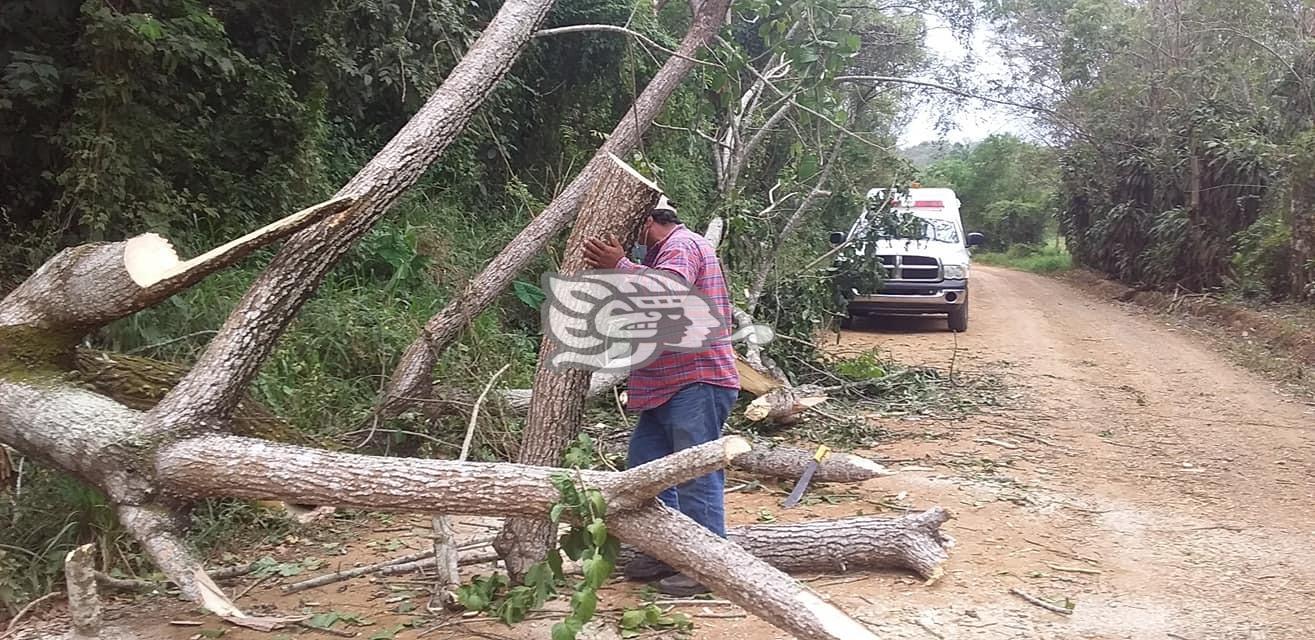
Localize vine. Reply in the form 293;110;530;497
455;472;621;640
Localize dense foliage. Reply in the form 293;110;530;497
988;0;1315;299
921;133;1059;250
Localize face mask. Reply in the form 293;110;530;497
630;221;651;262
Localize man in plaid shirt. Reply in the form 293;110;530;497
583;196;740;596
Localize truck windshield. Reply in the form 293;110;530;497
872;215;959;243
910;217;960;243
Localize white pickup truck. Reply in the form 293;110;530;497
831;187;985;332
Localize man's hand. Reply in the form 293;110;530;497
583;236;625;269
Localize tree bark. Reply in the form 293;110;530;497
617;507;952;580
610;504;880;640
0;198;350;338
375;0;735;421
744;385;830;423
1290;134;1315;301
496;155;661;580
724;508;952;580
65;544;101;640
731;445;892;483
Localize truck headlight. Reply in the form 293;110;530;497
943;264;968;280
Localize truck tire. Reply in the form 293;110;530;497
948;300;969;332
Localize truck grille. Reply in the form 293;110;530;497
878;255;941;281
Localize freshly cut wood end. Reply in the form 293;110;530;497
723;436;753;460
124;233;181;287
743;403;770;421
923;564;946;585
841;454;896;476
194;569;244;618
605;152;659;190
795;589;880;640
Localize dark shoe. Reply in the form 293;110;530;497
624;553;677;581
656;573;710;597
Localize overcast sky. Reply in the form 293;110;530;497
897;14;1040;148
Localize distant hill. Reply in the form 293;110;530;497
899;140;973;167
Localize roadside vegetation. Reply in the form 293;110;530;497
973;243;1072;274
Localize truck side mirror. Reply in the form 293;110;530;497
966;232;986;247
829;231;845;246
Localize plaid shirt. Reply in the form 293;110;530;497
615;225;740;411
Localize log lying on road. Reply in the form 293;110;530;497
744;385;830;424
618;507;952;581
731;446;893;483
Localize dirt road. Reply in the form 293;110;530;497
62;266;1315;640
818;265;1315;640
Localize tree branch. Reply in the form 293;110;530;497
534;24;721;67
373;0;735;421
0;197;351;336
146;0;561;432
154;435;752;516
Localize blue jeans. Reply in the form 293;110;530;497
627;383;738;537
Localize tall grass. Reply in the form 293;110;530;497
973;242;1073;274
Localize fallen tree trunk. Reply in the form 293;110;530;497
0;378;884;639
730;445;892;483
611;504;878;639
496;155;662;580
618;507;952;580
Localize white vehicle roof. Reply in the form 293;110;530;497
866;187;962;220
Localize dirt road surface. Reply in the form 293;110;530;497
39;265;1315;640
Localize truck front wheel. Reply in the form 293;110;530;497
948;300;969;332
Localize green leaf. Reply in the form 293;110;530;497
369;625;404;640
586;520;608;548
620;608;647;629
582;555;614;588
546;548;565;579
587;490;607;518
524;561;556;603
306;612;340;629
549;503;567;524
551;617;583;640
512;280;546;309
571;587;598;622
561;528;589;561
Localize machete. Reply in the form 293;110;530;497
781;444;830;508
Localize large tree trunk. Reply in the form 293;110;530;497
374;0;735;421
495;155;662;579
